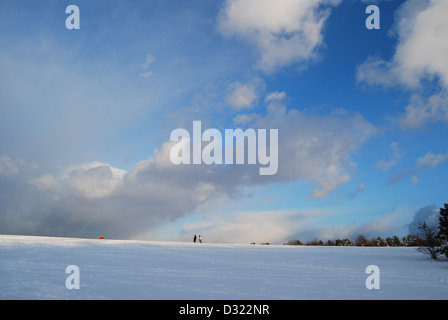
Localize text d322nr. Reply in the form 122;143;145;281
179;304;269;317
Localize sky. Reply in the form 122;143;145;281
0;0;447;244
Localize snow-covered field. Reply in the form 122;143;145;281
0;235;447;300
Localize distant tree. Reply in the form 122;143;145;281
376;236;388;247
368;238;378;246
355;235;369;247
393;235;401;246
285;239;302;246
385;235;401;247
401;235;420;247
438;204;448;258
326;240;335;246
335;238;353;246
417;222;443;260
306;239;324;246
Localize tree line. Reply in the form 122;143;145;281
285;234;424;247
285;203;448;261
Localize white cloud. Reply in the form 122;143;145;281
265;91;287;103
375;142;403;171
253;106;376;198
0;155;34;177
226;83;258;109
263;91;288;117
140;71;153;78
416;151;448;169
400;91;448;129
308;169;350;199
226;79;263;110
139;54;155;78
29;174;59;191
252;103;376;198
67;167;121;200
141;54;155;69
356;57;397;88
393;0;448;88
0;155;20;176
65;162;127;180
233;113;259;125
64;162;127;200
218;0;342;73
357;0;448;128
358;0;448;89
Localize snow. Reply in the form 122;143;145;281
0;235;447;300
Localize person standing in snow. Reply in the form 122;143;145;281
199;235;202;243
193;234;197;243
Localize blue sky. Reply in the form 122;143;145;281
0;0;447;243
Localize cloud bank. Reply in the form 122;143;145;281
0;92;376;240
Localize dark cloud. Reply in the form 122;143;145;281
408;205;440;236
0;103;376;240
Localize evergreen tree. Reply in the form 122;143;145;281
438;203;448;257
376;236;388;247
